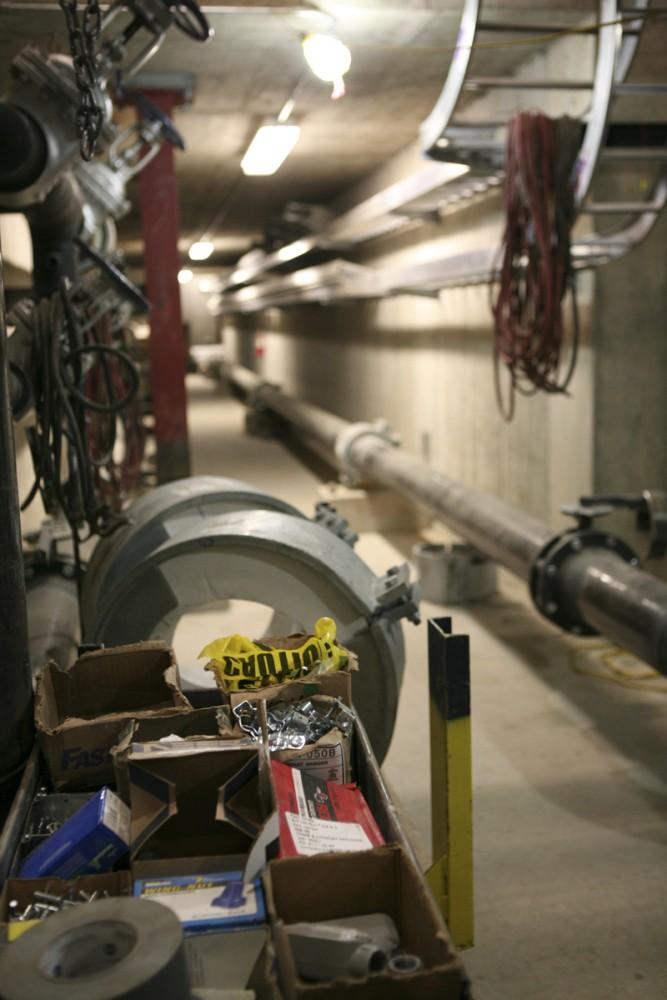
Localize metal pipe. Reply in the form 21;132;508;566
0;240;34;784
226;363;667;675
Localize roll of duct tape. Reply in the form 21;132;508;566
0;897;190;1000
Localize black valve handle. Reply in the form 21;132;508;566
132;90;186;150
166;0;212;43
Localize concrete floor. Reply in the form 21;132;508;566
184;375;667;1000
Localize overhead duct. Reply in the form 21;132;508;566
225;364;667;677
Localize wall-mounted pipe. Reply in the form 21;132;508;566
0;244;34;785
225;363;667;675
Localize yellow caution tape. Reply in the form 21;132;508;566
199;616;348;693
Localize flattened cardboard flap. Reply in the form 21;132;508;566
127;742;275;868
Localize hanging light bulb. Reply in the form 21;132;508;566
302;33;351;99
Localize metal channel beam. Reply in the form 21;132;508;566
227;365;667;675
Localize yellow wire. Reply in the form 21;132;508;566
350;11;664;58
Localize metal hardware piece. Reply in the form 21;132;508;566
313;502;358;548
335;420;400;487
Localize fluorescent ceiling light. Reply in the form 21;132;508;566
276;239;312;263
178;268;193;285
438;162;471;182
189;240;214;261
302;33;351;99
241;125;301;177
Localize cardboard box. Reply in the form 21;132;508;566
185;923;280;999
127;740;278;881
134;871;266;933
1;871;131;941
228;670;354;716
272;760;384;859
112;707;228;804
35;641;192;790
19;788;130;878
263;846;465;999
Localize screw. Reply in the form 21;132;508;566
546;601;558;615
34;891;62;906
606;536;617;549
546;564;558;578
570;539;583;553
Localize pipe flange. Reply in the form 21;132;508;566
335;420;400;486
530;529;639;635
23;549;79;583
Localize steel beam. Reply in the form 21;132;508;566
139;89;190;483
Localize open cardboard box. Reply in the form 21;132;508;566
228;669;354;714
127;740;278;881
35;641;192;790
1;871;132;941
263;846;465;999
112;707;229;804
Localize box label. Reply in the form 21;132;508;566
285;814;373;856
284;742;346;784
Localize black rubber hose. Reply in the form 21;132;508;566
25;174;84;297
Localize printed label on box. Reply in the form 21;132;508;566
285;813;373;856
134;872;265;933
285;742;346;783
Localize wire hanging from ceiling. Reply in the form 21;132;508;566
491;111;581;420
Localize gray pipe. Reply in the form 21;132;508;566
0;242;34;784
225;363;667;675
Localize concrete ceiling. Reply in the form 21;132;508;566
3;0;660;271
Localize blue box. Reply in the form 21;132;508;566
19;787;130;878
133;872;266;934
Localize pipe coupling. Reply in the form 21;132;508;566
530;528;638;635
335;420;399;486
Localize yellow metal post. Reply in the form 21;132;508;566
426;617;474;949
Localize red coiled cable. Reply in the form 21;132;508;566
491;112;580;419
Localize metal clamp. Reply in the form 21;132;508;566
313;502;358;548
576;490;667;562
530;502;638;634
372;563;421;625
335;420;400;486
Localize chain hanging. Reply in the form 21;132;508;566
59;0;104;161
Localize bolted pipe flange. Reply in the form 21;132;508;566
335;420;400;486
530;529;639;635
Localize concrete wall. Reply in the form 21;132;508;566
219;28;667;530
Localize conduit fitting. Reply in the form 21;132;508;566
530;501;639;635
335;420;400;486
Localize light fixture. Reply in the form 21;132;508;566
189;240;214;261
178;268;193;285
198;277;214;293
302;33;351;99
438;162;471;182
241;124;301;177
276;239;312;263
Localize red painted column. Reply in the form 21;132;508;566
138;90;190;482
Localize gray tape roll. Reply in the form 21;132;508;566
0;897;190;1000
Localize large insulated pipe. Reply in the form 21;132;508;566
226;363;667;675
0;242;34;783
